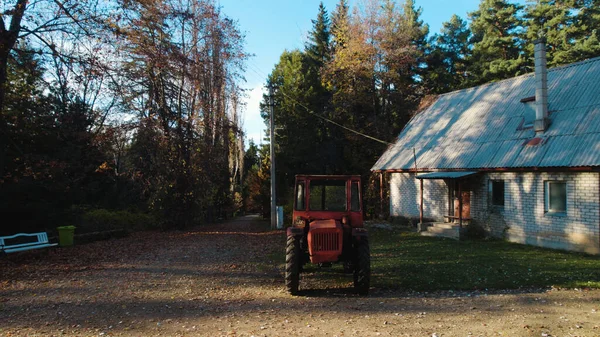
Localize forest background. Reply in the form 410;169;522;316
1;0;599;234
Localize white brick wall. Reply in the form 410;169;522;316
389;171;600;254
390;173;450;221
471;172;600;254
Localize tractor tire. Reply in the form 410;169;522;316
343;260;354;274
353;237;371;295
285;235;301;295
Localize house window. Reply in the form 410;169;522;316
488;180;505;207
522;101;536;129
545;181;567;214
519;96;536;130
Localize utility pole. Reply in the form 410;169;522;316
269;85;277;229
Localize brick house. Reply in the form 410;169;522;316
372;40;600;254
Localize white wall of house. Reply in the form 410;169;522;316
389;173;450;222
389;171;600;254
471;172;600;255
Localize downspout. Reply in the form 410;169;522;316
414;148;424;228
420;179;424;227
380;172;384;217
458;181;463;228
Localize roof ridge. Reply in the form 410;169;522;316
373;55;600;171
547;55;600;73
436;56;600;98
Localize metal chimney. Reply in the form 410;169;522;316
534;38;549;133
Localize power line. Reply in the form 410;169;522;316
245;62;392;146
278;90;392;145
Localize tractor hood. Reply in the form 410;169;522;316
307;219;343;264
309;219;341;229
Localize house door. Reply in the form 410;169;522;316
461;191;470;218
452;183;471;219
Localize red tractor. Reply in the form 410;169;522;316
285;175;370;295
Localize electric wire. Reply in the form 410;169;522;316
245;61;392;145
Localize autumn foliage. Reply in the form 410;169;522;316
0;0;247;233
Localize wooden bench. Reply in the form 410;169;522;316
0;232;58;254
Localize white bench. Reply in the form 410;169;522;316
0;232;58;254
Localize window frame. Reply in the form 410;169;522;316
294;181;306;211
350;180;361;212
308;179;348;212
488;179;505;208
544;180;567;215
519;99;536;130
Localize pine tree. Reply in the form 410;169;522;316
262;50;330;186
468;0;526;84
577;0;600;34
304;2;332;116
570;0;600;60
402;0;430;86
331;0;350;53
305;2;340;174
306;2;332;67
523;0;579;66
426;14;471;93
377;0;417;128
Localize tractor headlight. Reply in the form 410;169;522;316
294;216;306;227
342;215;350;226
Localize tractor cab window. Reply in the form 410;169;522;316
351;181;360;211
295;181;305;211
309;180;347;211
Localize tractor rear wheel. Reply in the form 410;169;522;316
353;237;370;295
285;235;301;295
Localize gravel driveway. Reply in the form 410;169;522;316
1;215;599;336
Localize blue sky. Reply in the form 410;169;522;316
216;0;497;147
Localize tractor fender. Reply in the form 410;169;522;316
287;227;304;237
352;228;368;240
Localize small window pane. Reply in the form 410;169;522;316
351;181;360;211
295;182;305;211
488;180;505;207
522;102;536;128
309;180;347;211
548;182;566;213
492;180;505;206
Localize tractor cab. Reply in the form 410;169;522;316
293;175;363;227
285;175;370;295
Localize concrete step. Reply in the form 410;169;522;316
421;225;460;240
431;223;457;230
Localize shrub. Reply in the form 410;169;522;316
463;222;487;240
78;208;157;233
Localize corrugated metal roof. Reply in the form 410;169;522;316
372;56;600;171
416;171;478;179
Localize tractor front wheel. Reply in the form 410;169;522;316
285;235;301;295
353;237;371;295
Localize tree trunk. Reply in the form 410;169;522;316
0;44;10;114
0;38;16;177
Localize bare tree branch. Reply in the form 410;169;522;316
52;0;91;35
9;0;29;36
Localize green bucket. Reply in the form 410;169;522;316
57;226;76;247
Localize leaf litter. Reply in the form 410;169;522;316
1;216;599;336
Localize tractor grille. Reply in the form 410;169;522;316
312;232;340;252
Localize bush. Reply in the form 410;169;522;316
78;208;157;233
463;222;487;240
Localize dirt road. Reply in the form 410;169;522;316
1;216;599;336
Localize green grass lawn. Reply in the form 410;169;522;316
370;228;600;291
